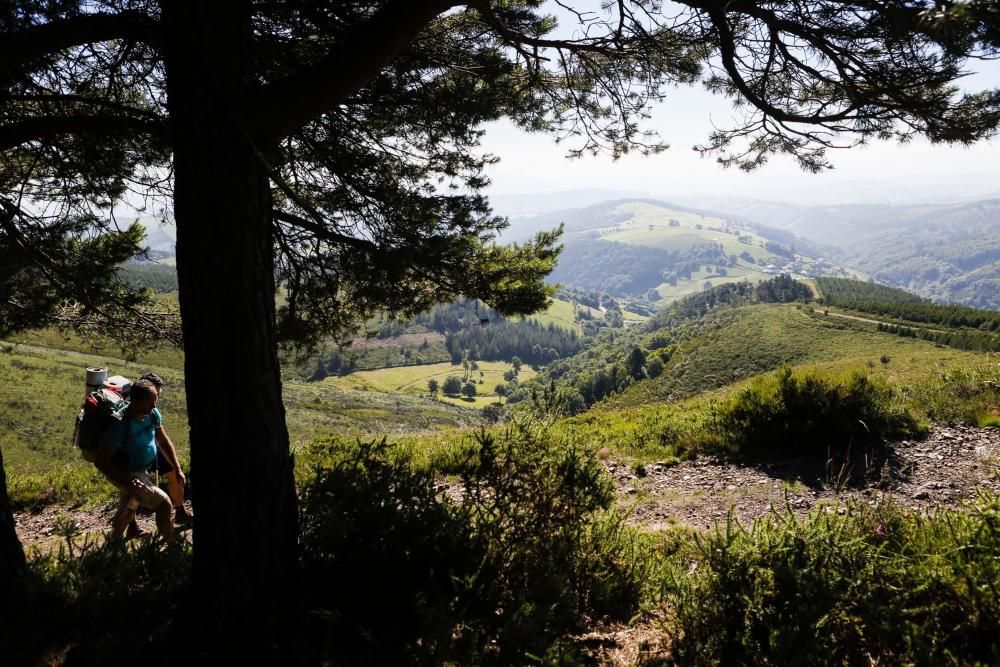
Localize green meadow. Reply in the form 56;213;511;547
323;360;536;408
525;296;580;331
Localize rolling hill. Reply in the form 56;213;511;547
513;199;858;302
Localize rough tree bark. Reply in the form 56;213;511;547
164;1;298;645
0;445;26;602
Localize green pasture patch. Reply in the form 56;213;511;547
622;309;649;322
598;202;770;259
525;296;586;332
323;360;535;398
654;269;771;303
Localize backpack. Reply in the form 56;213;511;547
73;387;128;462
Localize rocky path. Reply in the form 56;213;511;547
13;426;998;550
14;501;193;553
608;424;1000;530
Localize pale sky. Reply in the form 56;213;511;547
480;44;1000;207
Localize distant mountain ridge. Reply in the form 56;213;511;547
684;197;1000;309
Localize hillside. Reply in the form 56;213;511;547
521;199;856;303
690;196;1000;309
615;302;983;407
0;341;478;482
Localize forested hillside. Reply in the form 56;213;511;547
547;238;677;295
818;277;1000;330
509;199;856;304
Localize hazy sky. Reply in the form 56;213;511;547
480;44;1000;207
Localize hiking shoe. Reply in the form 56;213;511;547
174;509;194;526
126;522;151;540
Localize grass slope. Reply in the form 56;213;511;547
526;297;579;332
601;202;769;260
0;342;476;489
619;303;981;407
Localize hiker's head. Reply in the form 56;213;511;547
140;372;164;390
129;378;159;417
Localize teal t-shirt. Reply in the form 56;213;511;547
101;406;162;472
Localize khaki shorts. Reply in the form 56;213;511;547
118;472;170;511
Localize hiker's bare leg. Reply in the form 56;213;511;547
165;470;192;519
165;470;183;506
111;504;134;540
154;500;174;543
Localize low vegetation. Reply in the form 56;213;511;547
663;494;1000;665
290;422;648;664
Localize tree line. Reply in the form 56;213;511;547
655;274;812;324
877;321;1000;352
446;319;581;367
120;262;179;293
818;278;1000;330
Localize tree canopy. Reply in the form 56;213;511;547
3;1;999;337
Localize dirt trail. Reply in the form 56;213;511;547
15;501;193;553
608;424;1000;530
14;426;998;551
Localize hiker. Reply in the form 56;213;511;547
134;372;193;531
93;378;181;543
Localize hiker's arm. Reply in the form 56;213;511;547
93;444;137;493
155;427;184;483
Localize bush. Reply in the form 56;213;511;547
662;495;1000;665
298;425;650;664
442;375;463;395
299;438;477;664
899;358;1000;426
4;534;191;665
709;367;924;459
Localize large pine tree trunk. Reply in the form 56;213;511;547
0;446;26;601
164;1;298;646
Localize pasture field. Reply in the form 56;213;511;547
323;360;536;408
654;266;771;302
621;309;649;322
526;296;579;331
600;202;772;261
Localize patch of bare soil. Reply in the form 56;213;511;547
609;424;1000;531
15;500;193;553
573;617;671;666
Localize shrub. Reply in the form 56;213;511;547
298;425;649;664
899;358;1000;425
662;495;1000;665
710;367;924;459
299;438;477;664
442;375;463;395
4;534;191;665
